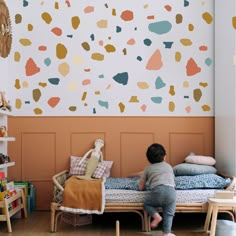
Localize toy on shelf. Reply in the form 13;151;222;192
0;91;11;112
77;139;104;180
0;153;10;164
0;125;7;137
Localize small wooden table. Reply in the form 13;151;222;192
204;196;236;236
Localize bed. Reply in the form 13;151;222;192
50;169;236;232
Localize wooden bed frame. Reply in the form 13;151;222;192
50;170;236;232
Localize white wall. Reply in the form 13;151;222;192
0;59;9;92
0;48;10;155
215;1;236;175
7;1;214;116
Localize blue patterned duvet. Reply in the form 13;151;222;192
104;174;231;190
105;177;140;190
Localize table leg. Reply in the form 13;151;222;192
210;205;218;236
204;202;213;232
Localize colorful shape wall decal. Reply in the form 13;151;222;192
8;1;213;116
232;16;236;29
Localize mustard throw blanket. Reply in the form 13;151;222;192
60;176;105;214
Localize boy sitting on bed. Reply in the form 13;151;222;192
139;143;176;236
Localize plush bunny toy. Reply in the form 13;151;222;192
77;139;104;180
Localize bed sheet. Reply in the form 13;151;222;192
105;189;216;203
104;174;230;204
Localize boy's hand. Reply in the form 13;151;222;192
139;178;145;191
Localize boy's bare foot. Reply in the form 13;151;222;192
150;213;162;228
163;233;176;236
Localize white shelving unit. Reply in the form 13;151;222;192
0;137;15;142
0;162;15;178
0;109;15;178
0;110;12;116
0;189;27;232
0;110;23;233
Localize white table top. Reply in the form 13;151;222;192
208;196;236;203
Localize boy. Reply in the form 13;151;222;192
139;143;176;236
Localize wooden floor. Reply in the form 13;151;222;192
0;210;226;235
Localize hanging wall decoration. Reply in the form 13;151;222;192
0;0;12;58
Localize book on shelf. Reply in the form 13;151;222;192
6;181;14;192
14;181;36;213
0;188;18;214
0;172;5;179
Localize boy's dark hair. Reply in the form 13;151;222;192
146;143;166;164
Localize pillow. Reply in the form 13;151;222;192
185;155;216;166
175;174;231;190
216;220;236;236
173;163;217;176
92;160;113;178
69;156;113;178
102;160;114;178
69;156;87;175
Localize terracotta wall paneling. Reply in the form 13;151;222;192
120;132;154;177
7;116;214;210
169;132;206;166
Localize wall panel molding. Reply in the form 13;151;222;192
169;132;205;166
120;132;155;176
21;132;56;180
7;116;214;210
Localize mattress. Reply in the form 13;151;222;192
105;189;216;203
104;174;231;204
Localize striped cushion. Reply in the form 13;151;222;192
69;156;113;179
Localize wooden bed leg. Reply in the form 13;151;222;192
50;202;56;232
144;210;150;232
116;220;120;236
54;212;63;232
51;202;62;232
50;202;63;233
133;210;145;231
148;215;151;232
143;210;148;232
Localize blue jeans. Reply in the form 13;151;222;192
144;185;176;233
